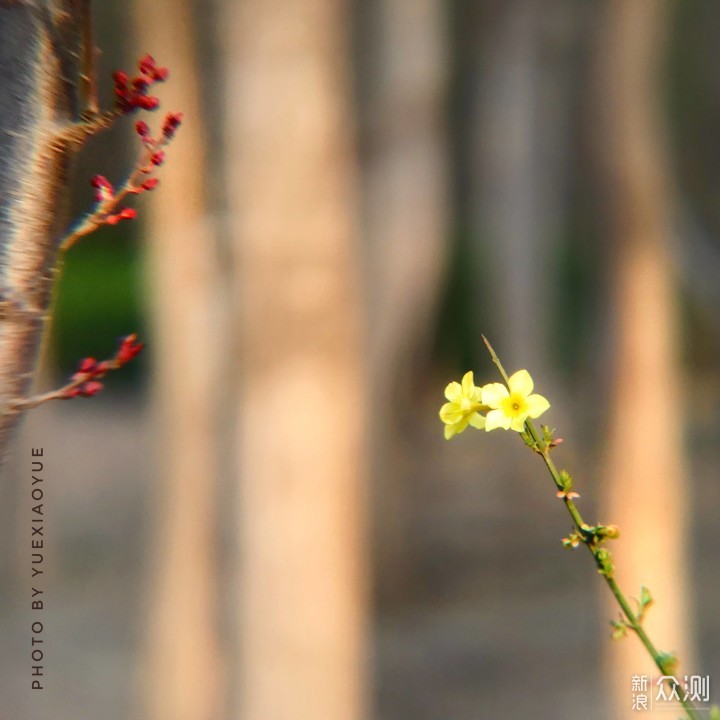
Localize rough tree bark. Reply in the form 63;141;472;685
597;3;696;718
0;1;93;459
132;2;223;720
222;0;368;718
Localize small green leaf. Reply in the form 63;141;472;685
542;425;556;444
559;470;573;492
640;586;653;610
562;530;582;549
657;651;678;676
596;548;615;577
636;586;654;623
520;431;536;449
610;619;628;641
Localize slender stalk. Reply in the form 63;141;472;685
481;335;702;720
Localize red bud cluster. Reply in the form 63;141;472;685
66;381;104;399
91;175;113;203
67;355;106;397
116;334;144;365
113;54;168;114
89;175;137;225
64;335;145;399
162;112;183;139
104;207;137;225
138;54;169;82
84;105;182;232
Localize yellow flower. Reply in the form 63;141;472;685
439;371;486;439
481;369;550;432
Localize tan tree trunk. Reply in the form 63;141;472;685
363;0;450;606
597;2;696;718
132;2;223;719
222;1;367;719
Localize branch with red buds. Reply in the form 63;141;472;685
0;6;181;459
1;57;178;422
24;56;182;418
60;55;183;251
22;55;180;416
7;335;144;413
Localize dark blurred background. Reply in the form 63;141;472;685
2;1;720;719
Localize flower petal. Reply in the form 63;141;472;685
485;408;511;431
481;383;509;408
510;415;527;432
508;369;533;397
444;381;462;402
525;394;550;418
455;416;470;434
468;412;486;429
461;371;476;396
444;423;458;440
439;402;463;424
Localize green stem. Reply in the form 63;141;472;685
481;336;702;720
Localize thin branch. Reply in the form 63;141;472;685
482;335;703;720
6;334;143;414
60;114;179;251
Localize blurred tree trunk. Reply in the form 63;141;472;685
469;0;573;378
597;3;696;718
471;0;545;372
361;0;450;606
132;2;223;720
222;1;367;719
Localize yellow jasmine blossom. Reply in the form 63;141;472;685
481;369;550;432
439;371;487;439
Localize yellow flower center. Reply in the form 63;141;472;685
460;397;475;412
502;394;527;418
